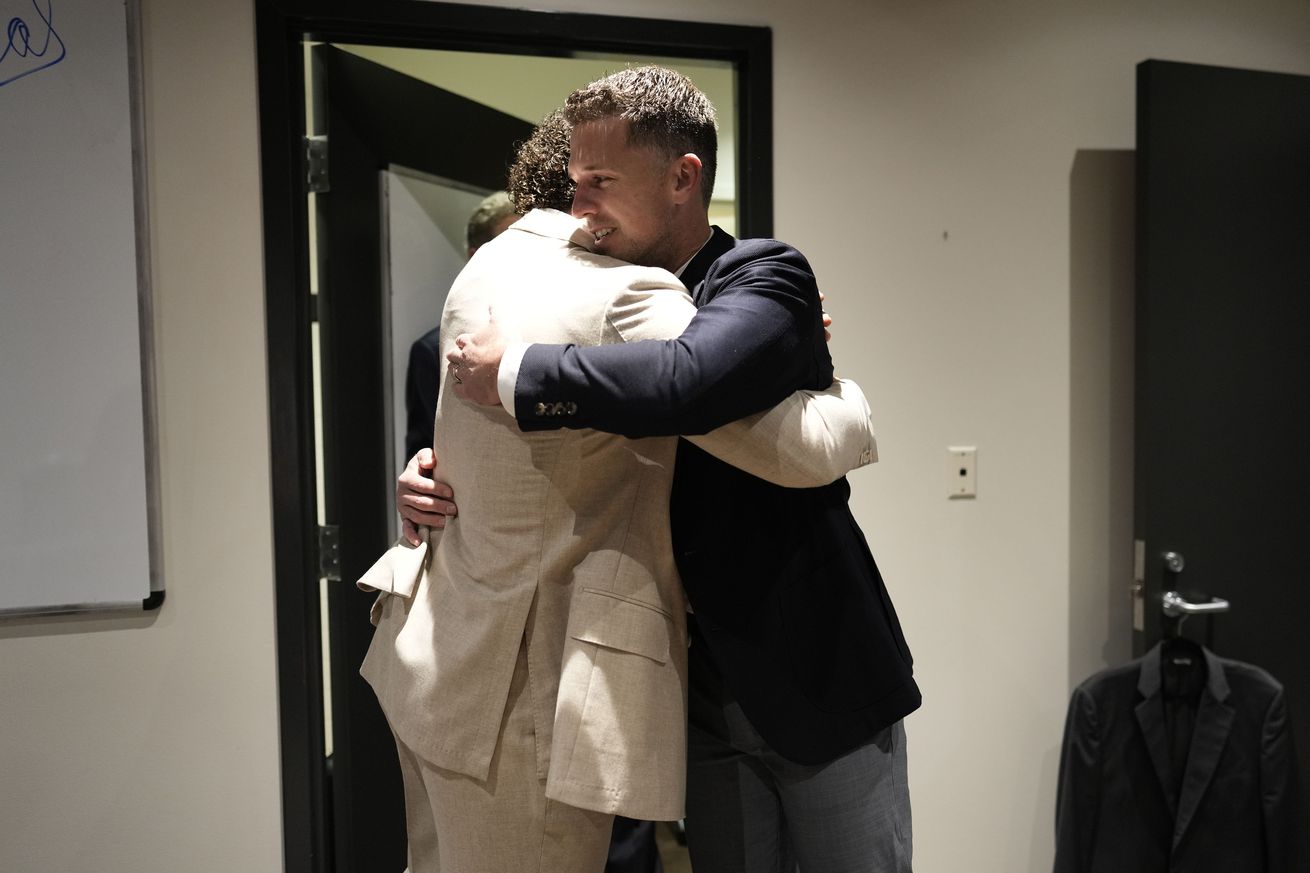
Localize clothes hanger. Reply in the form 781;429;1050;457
1161;593;1225;677
1161;617;1205;671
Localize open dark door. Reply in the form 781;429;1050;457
1135;59;1310;822
313;45;533;871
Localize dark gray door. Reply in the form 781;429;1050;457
314;45;533;871
1134;59;1310;805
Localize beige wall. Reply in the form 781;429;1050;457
2;0;1308;871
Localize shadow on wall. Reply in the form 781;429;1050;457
1068;150;1136;694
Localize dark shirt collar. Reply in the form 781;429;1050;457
678;226;736;291
674;229;716;278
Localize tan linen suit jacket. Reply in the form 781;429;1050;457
359;208;877;821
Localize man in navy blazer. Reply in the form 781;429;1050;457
439;67;919;872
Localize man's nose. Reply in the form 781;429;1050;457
571;188;594;218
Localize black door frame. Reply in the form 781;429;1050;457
255;3;772;871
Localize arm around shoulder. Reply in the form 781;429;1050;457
513;273;701;432
514;246;823;436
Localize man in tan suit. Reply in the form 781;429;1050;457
360;114;877;872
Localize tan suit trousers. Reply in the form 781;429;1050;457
391;636;613;873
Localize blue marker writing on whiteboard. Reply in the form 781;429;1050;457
1;0;66;88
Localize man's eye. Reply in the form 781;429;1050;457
594;176;613;187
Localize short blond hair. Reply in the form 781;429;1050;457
465;190;516;252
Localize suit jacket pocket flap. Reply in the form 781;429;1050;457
356;532;429;600
569;588;672;665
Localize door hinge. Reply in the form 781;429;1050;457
304;135;329;193
319;524;341;582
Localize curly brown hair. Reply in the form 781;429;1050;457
507;110;575;214
563;66;718;208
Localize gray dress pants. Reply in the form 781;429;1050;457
684;625;913;873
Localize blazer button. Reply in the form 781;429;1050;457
564;401;578;415
535;402;548;417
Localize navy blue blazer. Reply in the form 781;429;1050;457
514;228;921;764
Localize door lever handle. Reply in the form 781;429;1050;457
1162;590;1230;617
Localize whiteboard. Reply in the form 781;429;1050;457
0;0;160;615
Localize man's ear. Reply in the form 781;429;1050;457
670;153;703;205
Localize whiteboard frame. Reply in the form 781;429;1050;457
0;0;162;618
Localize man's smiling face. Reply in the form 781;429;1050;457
568;118;681;271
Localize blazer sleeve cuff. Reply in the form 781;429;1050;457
498;342;530;417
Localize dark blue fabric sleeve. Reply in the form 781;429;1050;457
405;330;442;459
514;240;832;437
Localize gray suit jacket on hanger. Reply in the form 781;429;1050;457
1054;641;1301;873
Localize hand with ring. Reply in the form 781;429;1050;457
445;307;507;406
